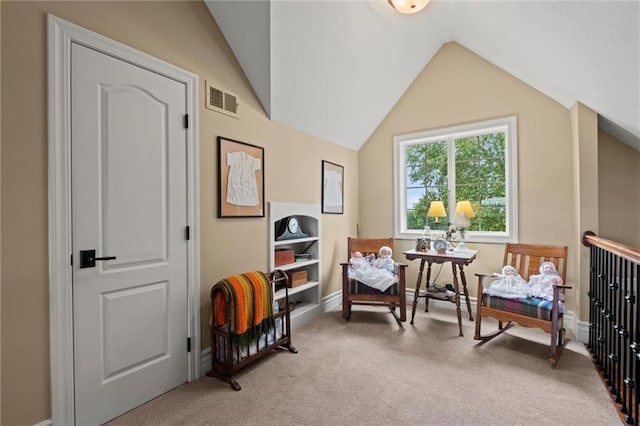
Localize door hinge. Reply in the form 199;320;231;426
70;254;73;266
185;226;190;241
184;114;189;129
187;337;191;353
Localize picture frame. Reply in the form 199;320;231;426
321;160;343;214
217;136;265;218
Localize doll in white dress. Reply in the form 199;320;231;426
484;265;531;299
372;246;395;274
529;261;564;302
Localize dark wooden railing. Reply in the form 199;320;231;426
582;231;640;425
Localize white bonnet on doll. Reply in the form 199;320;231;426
378;246;392;258
539;261;557;275
502;265;517;276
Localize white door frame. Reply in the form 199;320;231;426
47;15;200;425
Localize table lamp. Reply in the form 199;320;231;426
427;201;447;224
453;200;475;252
421;201;447;251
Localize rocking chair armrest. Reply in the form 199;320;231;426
475;273;498;299
474;272;498;287
474;272;497;278
552;284;571;301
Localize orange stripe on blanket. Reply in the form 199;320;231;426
246;270;265;325
214;291;227;327
227;274;252;335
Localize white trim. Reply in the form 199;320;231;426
34;420;53;426
47;15;200;426
575;318;590;344
393;116;518;243
321;290;343;312
200;347;212;378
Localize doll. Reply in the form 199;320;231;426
484;265;531;299
372;246;395;274
529;261;564;302
349;251;364;268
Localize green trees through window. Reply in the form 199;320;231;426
395;116;517;243
406;133;506;232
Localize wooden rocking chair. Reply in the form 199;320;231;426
474;243;571;365
340;237;407;322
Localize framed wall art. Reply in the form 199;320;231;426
217;136;265;218
321;160;343;214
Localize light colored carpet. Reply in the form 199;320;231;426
107;305;621;425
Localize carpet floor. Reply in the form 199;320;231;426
107;305;621;425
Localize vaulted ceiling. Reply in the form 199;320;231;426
204;0;639;152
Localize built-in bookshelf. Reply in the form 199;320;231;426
268;202;321;328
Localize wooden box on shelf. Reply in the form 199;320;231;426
287;270;308;287
275;249;295;266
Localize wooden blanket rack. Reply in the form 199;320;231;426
207;270;297;390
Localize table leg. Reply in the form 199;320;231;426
410;258;426;325
424;261;433;312
451;264;464;337
459;264;474;321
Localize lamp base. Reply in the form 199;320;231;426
453;241;471;253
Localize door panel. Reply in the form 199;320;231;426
102;281;169;379
71;42;188;425
100;84;168;268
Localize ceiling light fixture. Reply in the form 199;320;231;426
387;0;430;15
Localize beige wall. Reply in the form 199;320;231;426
0;1;357;424
360;42;579;310
598;130;640;249
570;101;599;320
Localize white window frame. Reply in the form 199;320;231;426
393;116;518;243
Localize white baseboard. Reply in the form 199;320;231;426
321;290;342;312
34;419;53;426
575;319;590;344
200;346;212;377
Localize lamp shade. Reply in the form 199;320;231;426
427;201;447;221
454;200;475;218
387;0;430;14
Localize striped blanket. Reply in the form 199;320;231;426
482;294;565;321
212;271;274;347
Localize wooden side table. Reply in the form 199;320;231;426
403;249;477;336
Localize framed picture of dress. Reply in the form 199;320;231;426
217;136;264;218
321;160;343;214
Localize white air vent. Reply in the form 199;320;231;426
205;81;239;118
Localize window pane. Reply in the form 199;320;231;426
407;187;425;230
455;136;481;162
480;132;505;157
406;141;447;230
475;204;506;232
406;187;425;210
455;132;506;232
475;185;506;232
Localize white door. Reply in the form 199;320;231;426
71;42;189;425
